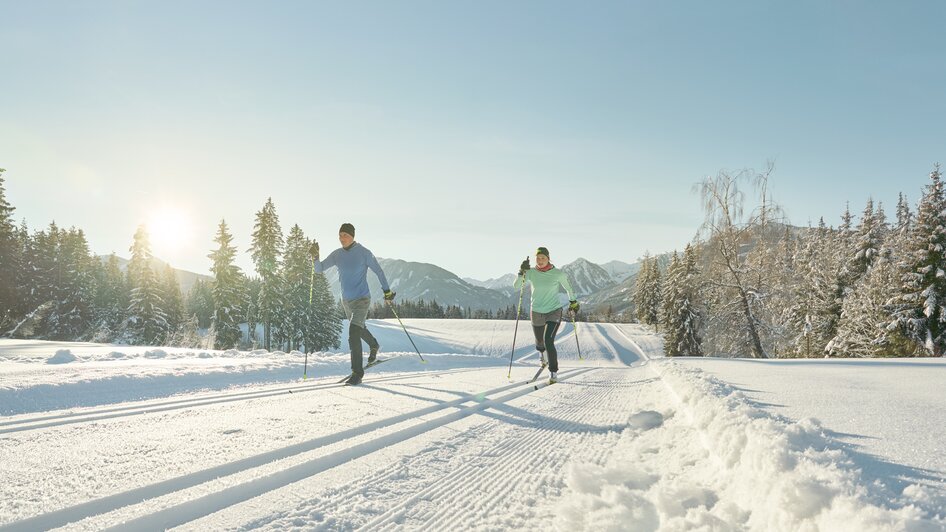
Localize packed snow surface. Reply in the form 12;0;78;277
0;319;943;531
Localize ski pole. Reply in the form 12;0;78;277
571;309;584;361
507;256;529;380
387;299;427;363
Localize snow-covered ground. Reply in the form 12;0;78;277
1;320;943;531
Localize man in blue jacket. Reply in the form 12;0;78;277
311;223;395;385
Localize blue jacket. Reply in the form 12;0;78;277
314;242;390;301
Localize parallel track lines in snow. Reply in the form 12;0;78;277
102;368;595;532
0;367;486;435
0;368;592;532
362;370;636;531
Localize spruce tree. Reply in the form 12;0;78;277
242;277;262;348
829;252;905;357
785;220;839;357
185;278;214;329
279;225;311;351
160;265;187;345
0;169;18;327
209;220;244;350
660;247;703;356
310;261;342;351
635;254;662;328
91;254;128;342
250;198;284;350
852;198;887;282
891;164;946;356
51;228;95;339
126;225;169;345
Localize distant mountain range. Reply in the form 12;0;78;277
103;253;660;314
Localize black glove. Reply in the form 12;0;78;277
384;290;396;302
309;242;320;259
519;259;530;276
568;300;580;313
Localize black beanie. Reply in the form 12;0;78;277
536;246;550;257
339;223;355;237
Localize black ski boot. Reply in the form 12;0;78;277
345;373;363;386
367;346;379;366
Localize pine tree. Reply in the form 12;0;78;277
635;254;662;328
160;265;184;337
660;246;703;356
310;265;342;350
209;220;243;350
242;277;262;347
896;193;912;233
185;278;214;329
828;252;906;357
50;228;95;339
279;225;312;351
126;225;169;345
276;226;341;352
852;198;888;282
12;220;31;319
250;198;284;350
0;169;19;328
91;254;128;342
891;164;946;356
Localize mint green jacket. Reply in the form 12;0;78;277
514;267;577;314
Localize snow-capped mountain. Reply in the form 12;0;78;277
463;273;518;298
560;258;617;296
583;252;674;315
322;258;510;310
600;260;636;283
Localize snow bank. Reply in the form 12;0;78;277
46;349;77;364
559;361;944;531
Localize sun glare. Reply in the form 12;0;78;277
146;207;193;260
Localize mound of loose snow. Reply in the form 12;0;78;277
143;349;168;359
46;349;78;364
559;361;944;531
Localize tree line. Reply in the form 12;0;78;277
0;171;340;352
634;163;943;358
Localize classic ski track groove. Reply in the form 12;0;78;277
258;369;631;531
100;368;594;532
389;370;631;530
0;367;591;532
0;366;486;435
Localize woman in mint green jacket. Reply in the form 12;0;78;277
514;246;580;383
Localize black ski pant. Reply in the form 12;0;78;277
349;322;379;377
532;320;562;373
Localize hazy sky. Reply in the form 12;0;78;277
2;1;944;280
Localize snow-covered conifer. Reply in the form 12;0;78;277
125;225;168;345
209;220;243;349
250;198;284;350
890;164;946;356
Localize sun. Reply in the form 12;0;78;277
146;207;194;260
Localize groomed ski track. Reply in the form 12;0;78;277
0;323;653;530
2;322;937;530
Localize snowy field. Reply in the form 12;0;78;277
1;319;944;531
